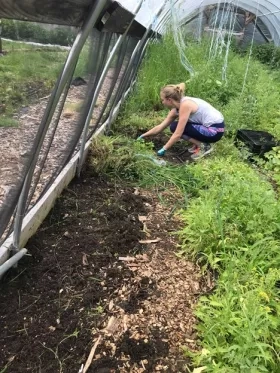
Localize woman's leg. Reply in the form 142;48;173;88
170;121;201;147
181;135;201;148
170;121;224;159
184;124;224;160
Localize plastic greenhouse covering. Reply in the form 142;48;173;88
0;0;280;272
122;1;280;43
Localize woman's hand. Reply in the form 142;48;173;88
157;147;166;156
139;109;178;139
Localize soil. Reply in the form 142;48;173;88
0;164;213;373
136;131;195;165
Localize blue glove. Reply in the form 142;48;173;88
157;147;166;157
137;135;144;141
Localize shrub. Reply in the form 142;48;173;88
252;43;280;69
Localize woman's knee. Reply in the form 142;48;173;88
204;133;224;143
170;121;178;133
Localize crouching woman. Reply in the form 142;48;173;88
138;83;225;160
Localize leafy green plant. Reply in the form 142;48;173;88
188;268;280;373
178;158;280;260
257;147;280;187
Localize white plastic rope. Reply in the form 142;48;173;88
222;0;240;81
169;0;195;76
241;0;260;94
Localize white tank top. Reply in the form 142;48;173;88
179;96;224;127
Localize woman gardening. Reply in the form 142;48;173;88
138;83;225;160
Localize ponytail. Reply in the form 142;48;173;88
160;82;186;102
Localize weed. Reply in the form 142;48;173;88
114;110;167;136
178;158;280;261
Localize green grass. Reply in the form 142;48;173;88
0;40;89;126
89;135;197;197
0;117;19;127
122;34;280;138
91;34;280;372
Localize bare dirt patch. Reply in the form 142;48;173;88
135;131;195;165
0;165;212;372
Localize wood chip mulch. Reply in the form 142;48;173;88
80;188;214;373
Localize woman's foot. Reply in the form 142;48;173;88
191;143;213;160
188;144;198;153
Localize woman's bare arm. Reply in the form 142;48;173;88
163;100;196;150
141;109;178;137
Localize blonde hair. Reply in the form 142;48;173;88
160;82;186;102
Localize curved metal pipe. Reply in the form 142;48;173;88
77;0;144;176
12;0;109;252
0;249;27;278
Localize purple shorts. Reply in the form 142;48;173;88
170;121;225;143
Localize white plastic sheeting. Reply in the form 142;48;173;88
119;0;280;45
121;0;160;27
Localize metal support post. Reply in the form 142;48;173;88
12;0;109;252
77;0;144;176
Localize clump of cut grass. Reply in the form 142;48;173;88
89;135;198;199
89;135;157;181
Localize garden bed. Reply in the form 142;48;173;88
0;164;211;372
